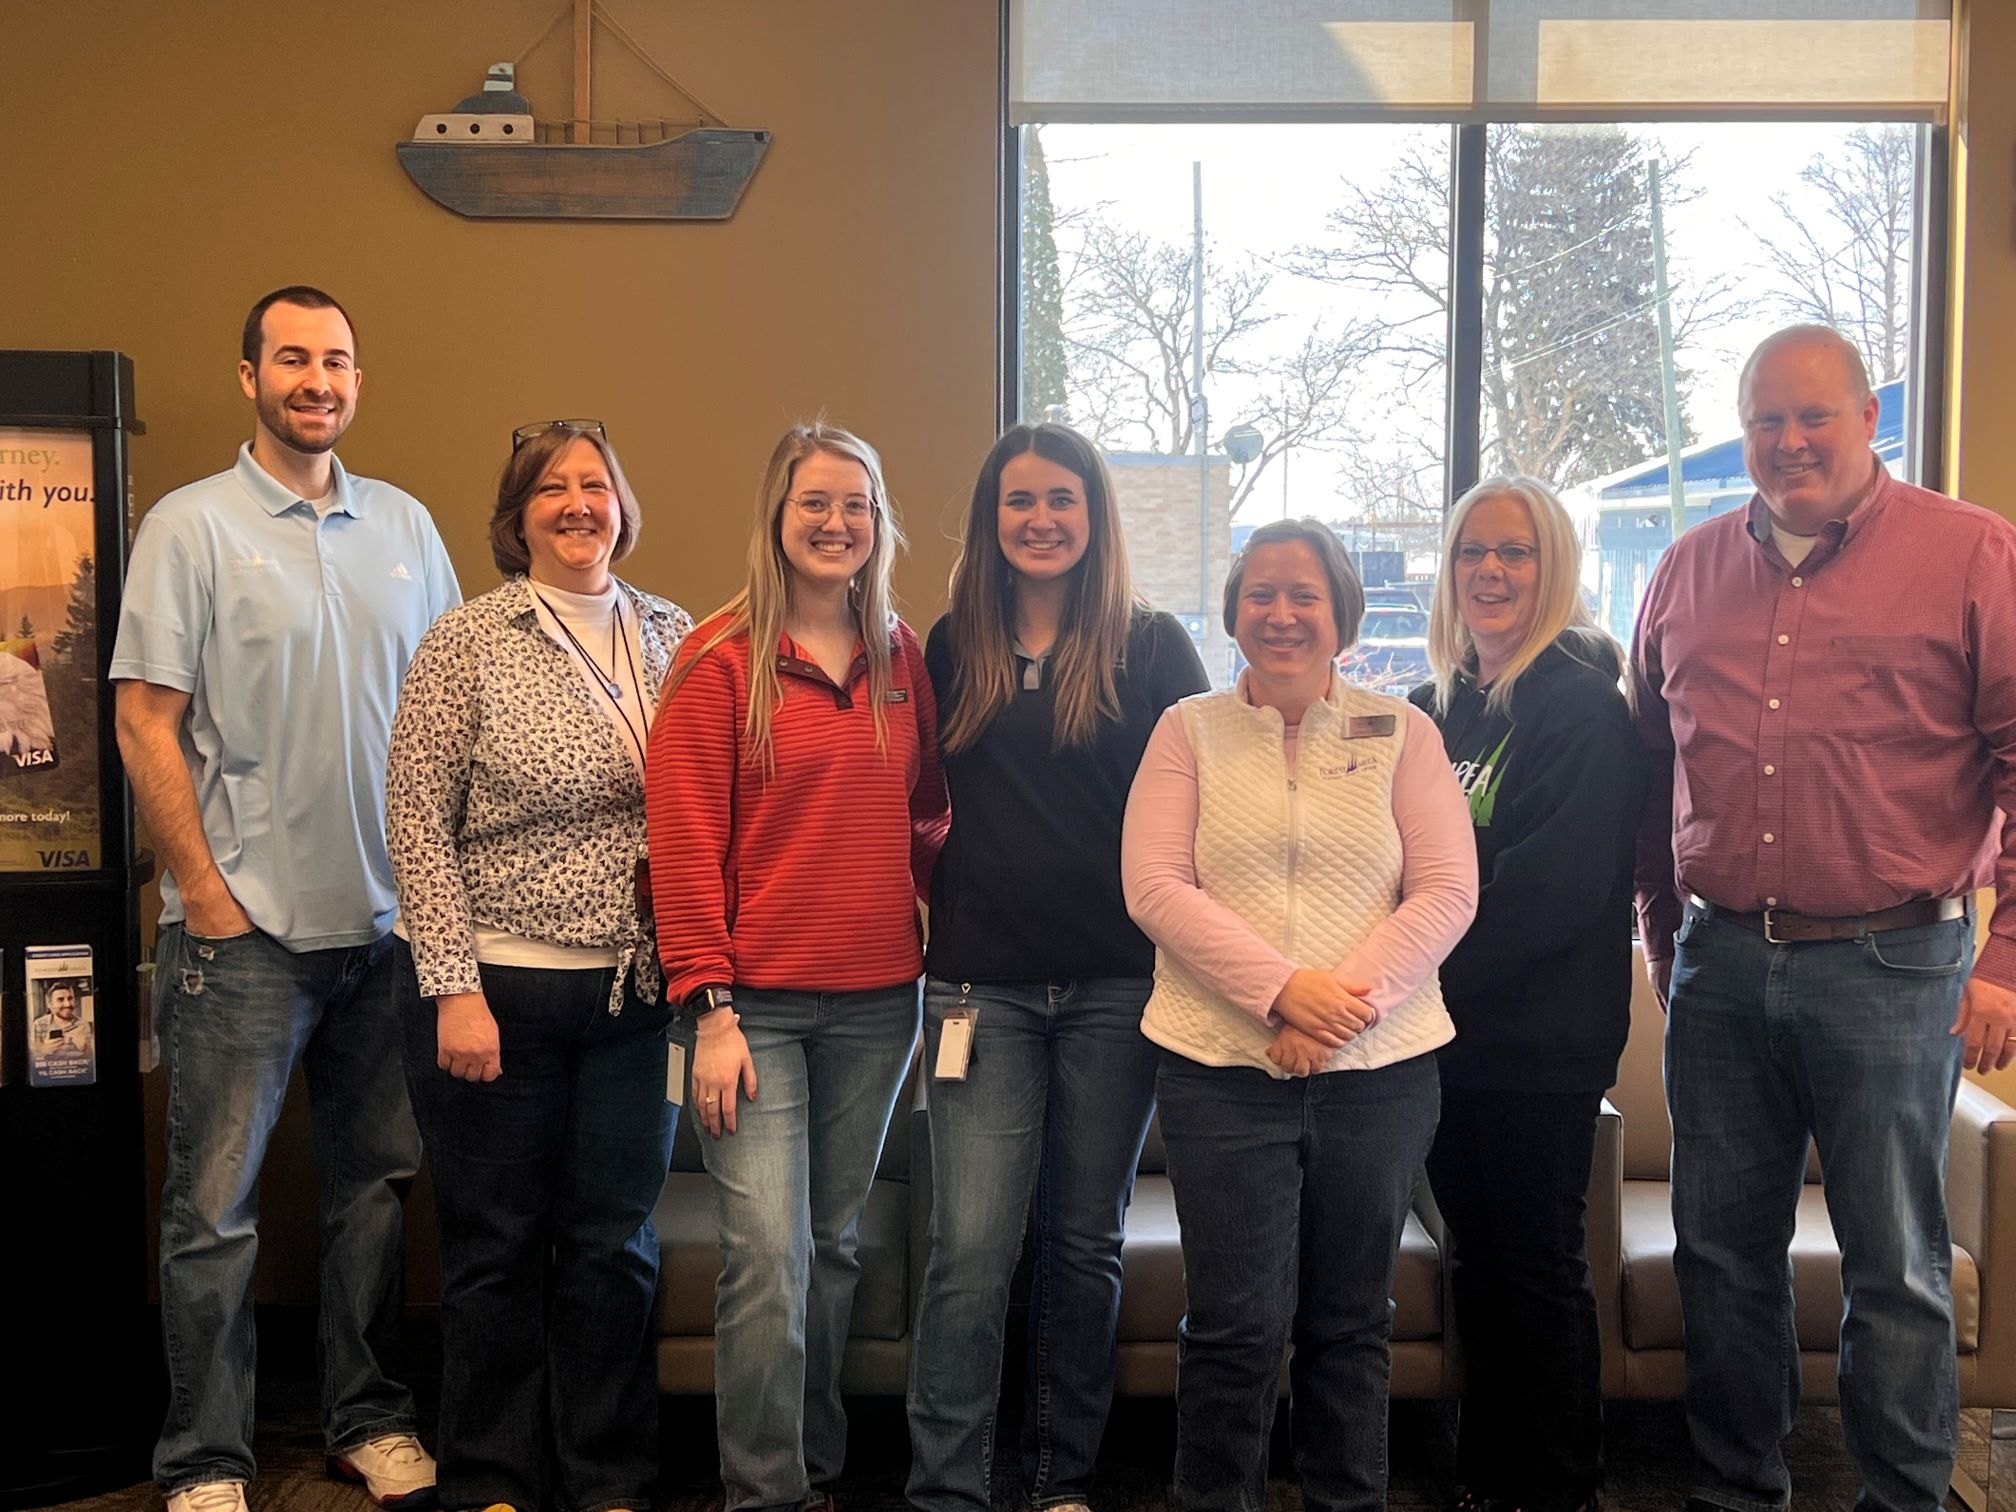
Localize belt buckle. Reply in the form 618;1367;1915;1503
1762;907;1788;945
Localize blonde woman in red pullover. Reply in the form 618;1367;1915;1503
646;421;948;1512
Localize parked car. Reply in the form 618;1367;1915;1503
1340;604;1430;694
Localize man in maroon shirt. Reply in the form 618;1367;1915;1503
1633;324;2016;1512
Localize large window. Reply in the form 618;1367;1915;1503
1008;2;1946;688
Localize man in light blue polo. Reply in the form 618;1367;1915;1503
112;286;460;1512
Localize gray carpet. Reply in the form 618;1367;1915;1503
52;1370;1992;1512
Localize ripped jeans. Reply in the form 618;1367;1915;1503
153;924;420;1493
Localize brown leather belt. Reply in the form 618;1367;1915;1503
1689;894;1966;944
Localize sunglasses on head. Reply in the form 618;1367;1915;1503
512;418;608;451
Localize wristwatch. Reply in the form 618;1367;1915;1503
685;984;734;1021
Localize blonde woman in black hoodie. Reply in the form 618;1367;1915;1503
1409;476;1646;1512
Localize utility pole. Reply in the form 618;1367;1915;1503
1192;161;1210;617
1648;158;1689;545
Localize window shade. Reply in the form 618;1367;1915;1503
1009;1;1951;122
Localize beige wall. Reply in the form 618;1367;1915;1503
5;0;999;1303
1949;0;2016;1107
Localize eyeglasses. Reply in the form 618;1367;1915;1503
1455;542;1537;567
788;494;875;523
512;418;607;451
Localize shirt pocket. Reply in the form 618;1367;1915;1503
1825;633;1954;736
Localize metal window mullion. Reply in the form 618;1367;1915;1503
1445;123;1487;512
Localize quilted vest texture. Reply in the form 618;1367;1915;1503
1141;681;1454;1077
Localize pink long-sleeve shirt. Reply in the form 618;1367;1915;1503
1121;691;1477;1026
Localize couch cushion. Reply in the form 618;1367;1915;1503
1117;1174;1441;1343
1618;1179;1979;1353
652;1171;912;1341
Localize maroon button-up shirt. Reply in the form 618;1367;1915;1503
1632;466;2016;991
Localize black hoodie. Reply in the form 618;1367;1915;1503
1408;634;1647;1094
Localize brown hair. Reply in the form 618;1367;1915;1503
488;424;643;578
940;423;1140;753
1222;517;1366;656
241;285;355;365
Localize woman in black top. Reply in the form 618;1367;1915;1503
907;423;1209;1512
1409;475;1646;1512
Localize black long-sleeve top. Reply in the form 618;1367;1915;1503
924;608;1209;982
1408;635;1647;1094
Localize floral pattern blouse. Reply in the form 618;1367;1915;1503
387;574;692;1012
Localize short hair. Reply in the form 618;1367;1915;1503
488;424;643;577
1738;324;1874;409
1427;474;1613;715
1222;517;1366;655
242;286;356;367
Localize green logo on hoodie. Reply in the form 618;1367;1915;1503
1460;729;1513;826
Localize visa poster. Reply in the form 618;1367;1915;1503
0;427;101;873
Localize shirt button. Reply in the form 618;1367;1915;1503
1791;576;1804;587
1764;763;1776;775
1768;698;1781;710
1777;634;1790;645
1763;832;1775;843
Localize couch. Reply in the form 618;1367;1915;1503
650;971;2016;1500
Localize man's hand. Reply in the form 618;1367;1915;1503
1645;954;1672;1013
1266;1024;1332;1078
436;992;502;1082
1952;974;2016;1073
1270;969;1376;1047
181;879;254;941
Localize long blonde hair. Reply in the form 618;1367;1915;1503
941;423;1140;752
1427;475;1615;716
667;421;908;773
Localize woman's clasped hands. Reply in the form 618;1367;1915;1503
1267;967;1377;1077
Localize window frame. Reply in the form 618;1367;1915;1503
995;13;1951;516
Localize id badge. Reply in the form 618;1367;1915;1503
935;992;977;1082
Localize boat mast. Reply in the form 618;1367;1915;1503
571;0;592;143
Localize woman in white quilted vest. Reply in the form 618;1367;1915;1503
1121;517;1478;1512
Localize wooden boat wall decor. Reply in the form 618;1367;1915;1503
395;0;769;221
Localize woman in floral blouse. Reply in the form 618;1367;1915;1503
386;420;691;1512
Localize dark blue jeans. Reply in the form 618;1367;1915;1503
154;924;420;1494
1667;899;1970;1512
906;977;1160;1512
397;945;674;1512
1156;1050;1440;1512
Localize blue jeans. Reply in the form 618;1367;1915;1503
906;977;1159;1512
153;923;420;1493
396;946;675;1512
1156;1050;1440;1512
692;983;920;1512
1667;899;1971;1512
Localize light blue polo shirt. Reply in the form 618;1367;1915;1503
111;443;461;951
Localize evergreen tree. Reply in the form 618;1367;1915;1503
1292;125;1740;490
1482;125;1683;486
1020;127;1070;421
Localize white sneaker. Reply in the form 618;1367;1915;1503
165;1484;248;1512
327;1431;438;1509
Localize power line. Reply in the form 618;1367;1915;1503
1500;294;1665;372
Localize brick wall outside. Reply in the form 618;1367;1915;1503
1108;452;1236;686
